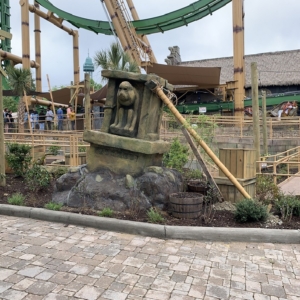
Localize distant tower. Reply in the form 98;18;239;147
83;51;94;79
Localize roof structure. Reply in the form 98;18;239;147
179;49;300;88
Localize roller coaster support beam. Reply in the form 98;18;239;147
28;3;80;86
232;0;245;117
146;80;251;200
34;1;42;92
0;50;40;68
126;0;157;63
20;0;31;69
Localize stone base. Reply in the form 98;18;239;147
83;131;170;176
52;166;183;212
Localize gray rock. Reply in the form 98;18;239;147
52;167;183;212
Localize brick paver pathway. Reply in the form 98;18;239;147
0;215;300;299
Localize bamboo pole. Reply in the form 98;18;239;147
24;90;32;135
232;0;245;117
73;31;80;86
147;81;251;199
84;73;91;131
0;50;39;68
262;90;268;155
251;62;260;172
46;75;57;131
0;74;5;186
20;0;30;69
34;1;42;92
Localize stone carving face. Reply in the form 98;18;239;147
110;81;139;137
117;81;136;107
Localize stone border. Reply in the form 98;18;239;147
1;204;299;244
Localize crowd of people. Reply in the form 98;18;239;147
3;104;78;133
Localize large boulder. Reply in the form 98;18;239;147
52;165;183;212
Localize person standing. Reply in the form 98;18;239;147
30;110;39;132
69;107;76;130
6;110;13;133
39;109;46;131
46;107;54;131
24;109;28;131
3;108;8;132
57;105;64;131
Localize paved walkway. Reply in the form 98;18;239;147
0;216;300;300
278;176;300;195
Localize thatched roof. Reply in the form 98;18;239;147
179;49;300;88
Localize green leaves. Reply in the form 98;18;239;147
234;199;268;223
6;66;33;96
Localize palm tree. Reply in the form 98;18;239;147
94;42;140;75
7;66;33;133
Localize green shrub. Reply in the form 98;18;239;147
99;208;114;217
234;199;268;223
163;138;189;171
48;145;61;156
25;164;52;191
256;174;282;204
5;143;32;177
51;166;68;179
147;208;164;223
8;193;25;206
45;202;63;211
275;195;300;221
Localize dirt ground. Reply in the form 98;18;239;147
1;174;300;230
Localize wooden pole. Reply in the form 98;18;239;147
178;121;224;202
46;75;57;130
232;0;245;117
251;62;260;171
262;90;268;155
24;90;32;135
147;81;251;199
20;0;30;69
0;74;6;186
34;1;42;92
84;73;91;131
73;31;80;86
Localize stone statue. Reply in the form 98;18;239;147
110;81;139;136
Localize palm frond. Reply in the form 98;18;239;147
6;66;33;96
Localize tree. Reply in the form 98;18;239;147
3;96;18;112
6;66;33;133
94;42;140;77
90;78;102;91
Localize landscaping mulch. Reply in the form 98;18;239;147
1;174;300;230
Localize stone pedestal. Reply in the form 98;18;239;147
83;131;170;176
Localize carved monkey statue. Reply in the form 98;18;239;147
110;81;139;132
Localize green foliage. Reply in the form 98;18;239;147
48;145;61;155
5;143;32;177
256;174;282;203
6;66;33;96
90;78;102;91
45;202;63;211
275;195;300;221
94;42;140;79
25;164;52;191
163;138;189;171
147;207;164;223
3;96;18;112
183;169;203;181
8;193;25;206
234;199;268;223
51;166;68;179
99;208;114;217
78;145;87;153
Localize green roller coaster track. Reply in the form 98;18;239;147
35;0;231;35
0;0;11;53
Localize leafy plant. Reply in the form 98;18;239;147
45;202;63;211
51;166;68;179
5;143;32;177
163;138;189;172
183;169;203;181
234;199;268;223
99;208;114;217
275;195;300;221
256;174;282;204
25;164;52;191
48;145;61;156
78;145;87;153
8;193;25;206
147;207;164;223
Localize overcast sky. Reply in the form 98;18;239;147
8;0;300;90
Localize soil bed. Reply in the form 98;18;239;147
1;174;300;230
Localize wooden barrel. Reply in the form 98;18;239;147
169;192;203;219
187;180;208;194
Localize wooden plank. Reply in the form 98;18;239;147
0;29;12;40
236;149;243;178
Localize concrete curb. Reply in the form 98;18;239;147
1;204;299;243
